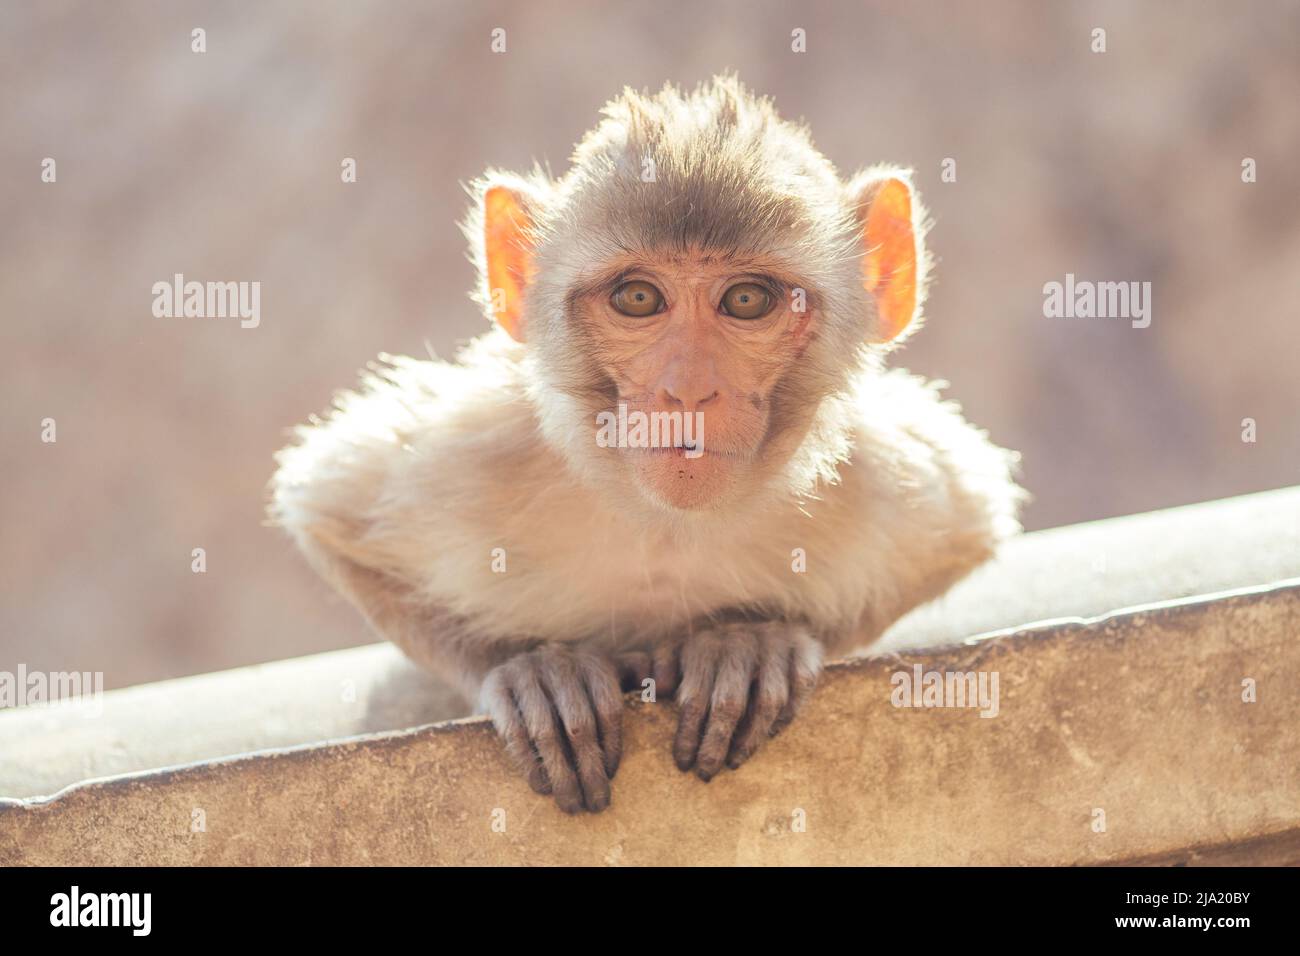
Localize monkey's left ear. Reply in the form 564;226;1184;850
848;170;926;343
476;175;543;343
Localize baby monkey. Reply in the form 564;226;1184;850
271;76;1023;813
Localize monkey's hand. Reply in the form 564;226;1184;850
479;645;623;814
658;622;823;781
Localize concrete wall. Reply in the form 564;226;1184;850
3;487;1299;864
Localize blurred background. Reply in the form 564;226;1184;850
2;0;1298;690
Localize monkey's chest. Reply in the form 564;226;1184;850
530;529;791;636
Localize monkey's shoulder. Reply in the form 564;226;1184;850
831;368;1025;545
269;339;544;534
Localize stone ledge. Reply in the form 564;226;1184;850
2;487;1299;864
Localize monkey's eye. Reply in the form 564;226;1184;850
610;280;664;317
719;282;774;320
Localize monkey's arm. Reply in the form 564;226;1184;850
278;513;626;814
653;374;1023;780
269;363;625;814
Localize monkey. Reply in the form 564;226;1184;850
269;75;1025;814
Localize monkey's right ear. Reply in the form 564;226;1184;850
478;179;542;343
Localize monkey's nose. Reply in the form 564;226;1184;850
659;386;721;412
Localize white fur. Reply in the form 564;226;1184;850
272;330;1023;664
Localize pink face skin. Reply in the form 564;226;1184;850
578;250;818;511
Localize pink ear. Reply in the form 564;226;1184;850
483;185;536;343
857;177;919;342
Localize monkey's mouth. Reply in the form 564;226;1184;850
637;445;750;462
643;445;702;458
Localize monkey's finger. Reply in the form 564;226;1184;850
580;653;625;778
540;655;612;813
482;673;550;795
773;632;823;735
726;639;790;770
672;639;720;772
615;651;652;694
512;669;586;814
652;641;681;698
695;639;759;781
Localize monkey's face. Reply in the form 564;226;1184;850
471;79;928;516
573;251;818;511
